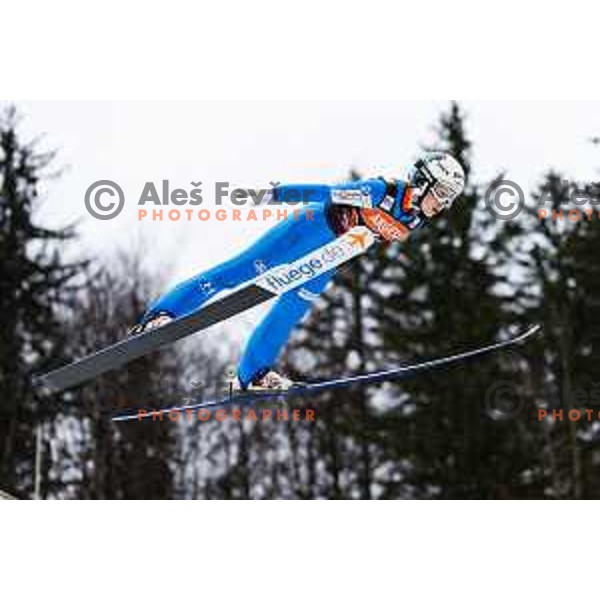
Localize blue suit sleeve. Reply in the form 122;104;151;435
272;184;331;205
272;179;389;209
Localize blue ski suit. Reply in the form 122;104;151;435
142;179;424;386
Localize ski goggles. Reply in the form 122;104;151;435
412;163;460;210
429;181;460;209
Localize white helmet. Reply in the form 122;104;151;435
409;152;466;209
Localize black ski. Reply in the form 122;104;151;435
33;226;376;395
112;324;541;422
33;285;275;395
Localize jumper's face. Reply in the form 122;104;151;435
421;192;444;218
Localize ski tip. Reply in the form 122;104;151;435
514;324;542;344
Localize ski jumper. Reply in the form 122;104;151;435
143;179;424;386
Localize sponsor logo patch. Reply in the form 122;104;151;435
331;188;372;208
257;227;374;294
361;208;409;241
380;194;395;212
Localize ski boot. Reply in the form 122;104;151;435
248;370;295;392
128;310;174;336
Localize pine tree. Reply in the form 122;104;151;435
0;106;81;497
282;102;546;499
516;171;600;498
63;253;181;499
375;102;546;498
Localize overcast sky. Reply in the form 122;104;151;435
16;100;600;287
